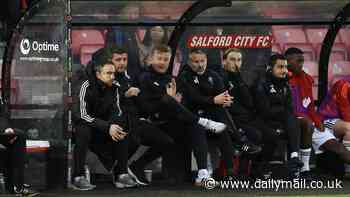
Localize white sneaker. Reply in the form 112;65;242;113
113;173;138;188
71;176;96;191
194;169;210;186
198;118;226;133
194;169;219;188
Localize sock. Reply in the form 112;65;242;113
299;148;311;172
290;152;298;159
343;140;350;173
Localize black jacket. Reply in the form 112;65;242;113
137;67;174;120
253;72;294;122
115;71;140;114
223;71;255;122
178;67;225;112
72;62;126;134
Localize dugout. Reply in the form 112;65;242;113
1;0;350;189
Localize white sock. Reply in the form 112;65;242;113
299;148;311;172
343;140;350;173
197;169;209;179
290;152;299;159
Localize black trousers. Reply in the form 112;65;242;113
73;124;129;177
235;117;281;162
198;107;235;171
131;120;209;171
264;113;301;154
127;119;175;168
159;96;210;170
135;96;208;179
0;130;26;189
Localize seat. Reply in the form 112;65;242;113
330;61;350;76
303;61;319;97
80;44;105;66
303;61;318;76
306;28;342;46
273;26;307;44
329;61;350;86
339;28;350;49
272;43;282;54
272;26;317;59
71;29;105;56
316;43;348;62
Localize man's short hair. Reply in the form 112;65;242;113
94;60;114;73
269;53;287;68
223;48;242;60
284;47;304;57
109;45;128;55
91;48;113;72
151;44;172;55
189;49;207;56
91;47;112;64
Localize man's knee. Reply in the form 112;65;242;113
344;123;350;134
74;125;93;142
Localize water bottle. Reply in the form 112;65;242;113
0;173;6;194
84;165;91;184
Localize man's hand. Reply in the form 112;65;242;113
125;87;140;98
223;100;233;107
166;78;177;97
3;128;16;144
109;124;127;141
214;91;233;105
174;92;182;103
317;123;325;132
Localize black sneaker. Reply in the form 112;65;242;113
240;143;262;155
287;157;304;179
300;171;317;182
13;184;40;197
128;164;149;186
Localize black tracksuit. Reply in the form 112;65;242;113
0;97;26;191
178;68;235;172
114;72;175;170
253;72;301;153
223;70;281;161
137;67;208;171
72;63;129;177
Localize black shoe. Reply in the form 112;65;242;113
288;157;304;169
287;157;304;179
128;164;149;186
240;143;262;155
300;171;317;182
13;184;40;197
